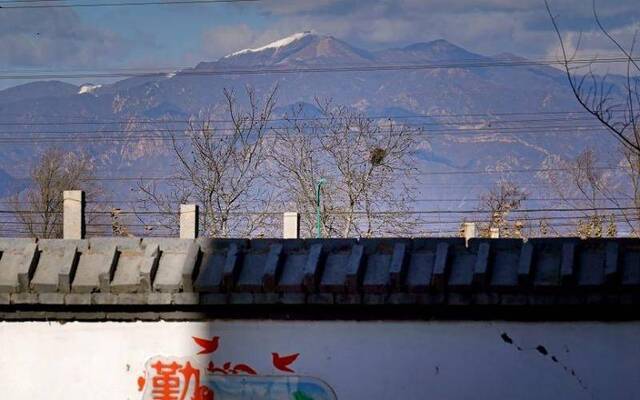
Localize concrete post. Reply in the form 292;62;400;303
63;190;85;239
180;204;199;239
283;212;300;239
463;222;476;246
490;227;500;239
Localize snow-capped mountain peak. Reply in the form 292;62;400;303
224;31;313;58
208;32;374;68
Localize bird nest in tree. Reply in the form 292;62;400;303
369;147;387;166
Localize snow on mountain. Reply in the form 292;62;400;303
210;32;373;69
224;31;312;58
78;84;102;95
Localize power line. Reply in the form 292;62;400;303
0;196;633;205
0;52;613;74
409;166;625;175
2;206;637;216
3;165;627;182
0;121;605;135
380;215;638;226
0;180;600;190
0;126;614;144
0;125;611;141
0;115;595;127
0;56;638;79
0;109;608;122
0;121;578;136
0;0;259;9
2;215;637;227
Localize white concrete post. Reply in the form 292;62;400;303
180;204;199;239
490;227;500;239
63;190;85;239
283;212;300;239
463;222;476;246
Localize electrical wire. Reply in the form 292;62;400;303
0;126;616;144
0;109;617;122
1;206;637;216
2;165;629;182
0;0;259;9
0;122;609;136
0;196;634;207
0;115;596;127
0;56;638;79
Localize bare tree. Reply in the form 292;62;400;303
618;147;640;233
478;180;528;238
138;86;278;237
546;0;640;155
544;149;620;237
269;100;419;238
110;208;132;237
11;148;96;238
546;0;640;236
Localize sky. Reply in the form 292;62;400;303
0;0;639;88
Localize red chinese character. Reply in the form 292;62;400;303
151;360;182;400
149;359;214;400
181;362;213;400
178;362;200;400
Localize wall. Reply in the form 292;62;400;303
1;320;639;399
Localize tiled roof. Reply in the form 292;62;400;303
0;237;639;319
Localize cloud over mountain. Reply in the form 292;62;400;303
0;9;127;68
246;0;640;64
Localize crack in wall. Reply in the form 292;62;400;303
499;332;591;395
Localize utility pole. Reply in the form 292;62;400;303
63;190;85;239
180;204;199;239
315;178;326;238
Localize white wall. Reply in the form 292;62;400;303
0;320;638;400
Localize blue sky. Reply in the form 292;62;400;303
0;0;638;87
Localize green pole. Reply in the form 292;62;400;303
315;178;326;238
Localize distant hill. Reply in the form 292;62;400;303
0;33;583;118
0;33;619;202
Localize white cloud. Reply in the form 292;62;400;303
202;23;257;58
0;9;127;68
545;21;640;75
244;0;640;59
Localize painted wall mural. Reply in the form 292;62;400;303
138;336;336;400
2;321;640;399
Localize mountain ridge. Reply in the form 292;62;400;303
0;34;618;202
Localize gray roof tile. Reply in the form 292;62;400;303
0;239;37;293
489;240;521;289
0;237;639;313
30;240;79;293
320;252;351;292
277;252;309;292
621;250;640;286
194;251;226;292
406;252;435;293
362;253;392;293
533;245;563;287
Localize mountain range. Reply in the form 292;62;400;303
0;32;619;201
